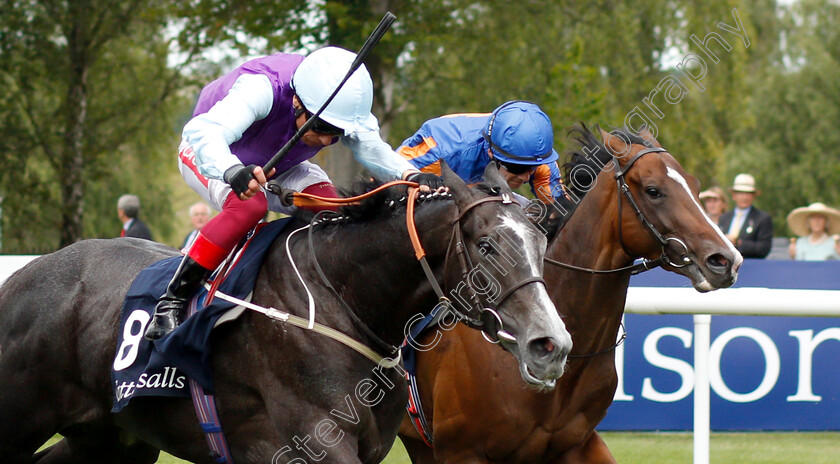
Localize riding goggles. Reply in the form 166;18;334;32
496;160;538;175
305;110;345;136
295;102;346;136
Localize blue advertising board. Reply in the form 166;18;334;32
598;260;840;431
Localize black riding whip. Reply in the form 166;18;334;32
262;12;397;174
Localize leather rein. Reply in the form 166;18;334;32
286;181;546;359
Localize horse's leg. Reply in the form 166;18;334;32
0;348;63;463
552;432;617;464
399;435;439;464
31;429;160;464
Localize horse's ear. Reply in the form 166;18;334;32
638;125;663;148
483;162;514;195
440;160;474;202
598;127;631;157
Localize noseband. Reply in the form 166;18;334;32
613;147;692;269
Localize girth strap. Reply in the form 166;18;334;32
209;287;402;368
187;299;235;464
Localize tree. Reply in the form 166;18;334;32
0;0;197;251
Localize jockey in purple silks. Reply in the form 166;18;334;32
145;46;444;340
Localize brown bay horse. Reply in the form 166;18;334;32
398;125;742;463
0;164;572;464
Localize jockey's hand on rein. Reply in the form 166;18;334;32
224;164;258;198
406;172;446;191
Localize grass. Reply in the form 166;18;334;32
384;433;840;464
601;432;840;464
41;432;840;463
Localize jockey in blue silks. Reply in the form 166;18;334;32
397;101;568;206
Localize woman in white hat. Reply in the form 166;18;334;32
786;202;840;260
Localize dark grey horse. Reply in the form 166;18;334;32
0;164;571;464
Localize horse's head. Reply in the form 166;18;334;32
440;162;572;388
597;126;742;291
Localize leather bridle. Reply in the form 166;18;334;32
291;181;548;357
613;146;691;269
545;146;692;275
407;188;546;345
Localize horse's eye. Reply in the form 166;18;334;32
645;187;662;199
477;238;495;254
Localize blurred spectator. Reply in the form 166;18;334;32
699;186;728;224
786;202;840;261
717;173;773;258
117;194;153;240
181;202;212;250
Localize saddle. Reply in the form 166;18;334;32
111;218;292;412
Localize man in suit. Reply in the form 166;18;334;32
117;194;153;240
181;201;211;250
717;173;773;258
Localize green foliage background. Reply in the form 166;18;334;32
1;0;838;253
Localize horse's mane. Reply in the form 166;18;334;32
293;177;455;225
562;123;654;199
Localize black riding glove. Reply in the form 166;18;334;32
406;172;445;190
223;164;258;197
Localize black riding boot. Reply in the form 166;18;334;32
144;255;209;340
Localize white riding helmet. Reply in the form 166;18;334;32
291;46;379;135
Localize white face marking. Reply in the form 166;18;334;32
666;167;740;256
498;214;569;345
500;213;543;275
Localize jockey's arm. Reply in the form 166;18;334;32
342;130;420;181
530;162;571;205
182;73;273;180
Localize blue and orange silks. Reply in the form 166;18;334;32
397;113;566;204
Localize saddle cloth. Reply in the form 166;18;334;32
111;218;292;412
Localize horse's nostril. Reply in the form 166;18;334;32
528;337;556;360
544;339;555;353
706;253;729;272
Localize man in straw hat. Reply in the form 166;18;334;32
718;173;773;258
786;202;840;260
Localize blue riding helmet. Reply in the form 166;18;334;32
482;101;559;166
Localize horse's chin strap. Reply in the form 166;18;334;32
543;255;662;276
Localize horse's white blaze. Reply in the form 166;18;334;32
500;213;542;276
666;167;741;260
499;214;568;338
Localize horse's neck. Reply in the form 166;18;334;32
287;203;454;348
549;178;632;352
